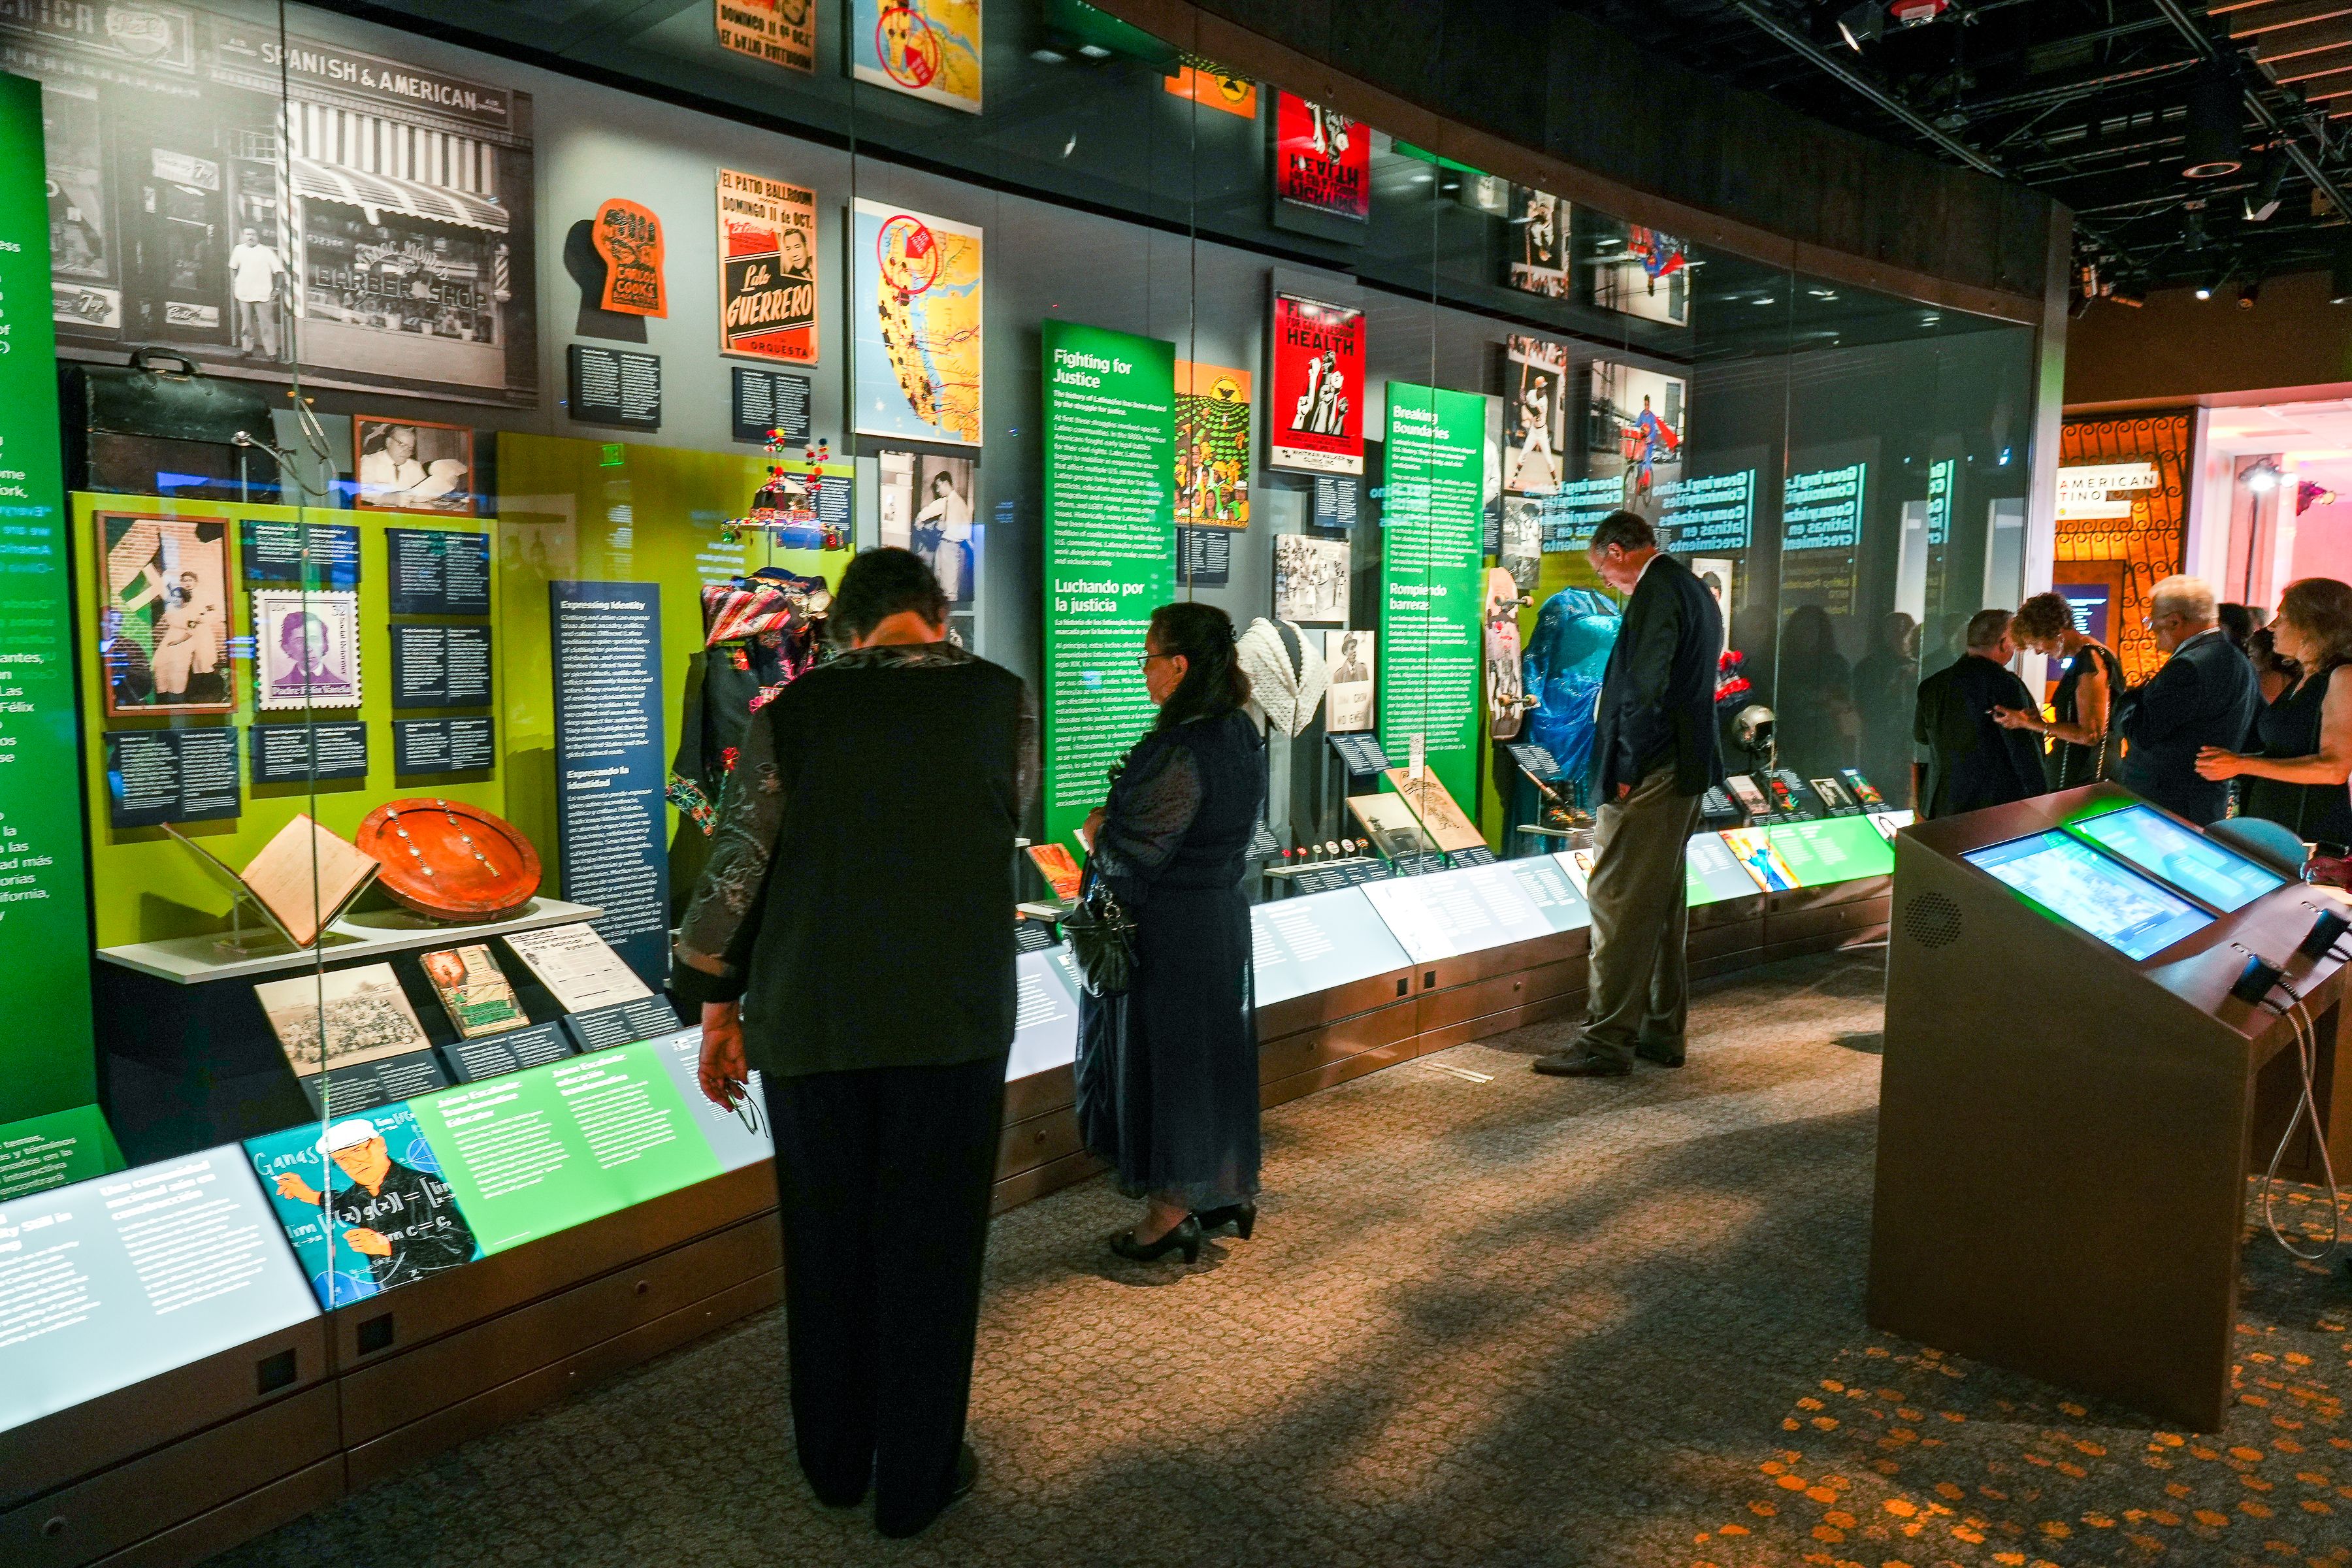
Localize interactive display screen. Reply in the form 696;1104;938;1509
1250;887;1411;1007
1963;830;2213;960
0;1145;321;1437
1766;818;1895;887
2067;804;2288;913
1360;862;1555;964
1007;947;1082;1080
1682;834;1765;906
1720;827;1798;892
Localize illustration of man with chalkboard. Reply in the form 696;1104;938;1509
272;1119;478;1292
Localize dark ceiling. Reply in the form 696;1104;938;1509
1552;0;2352;300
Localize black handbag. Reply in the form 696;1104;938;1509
1062;879;1137;997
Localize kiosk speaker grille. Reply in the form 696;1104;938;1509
1902;890;1962;949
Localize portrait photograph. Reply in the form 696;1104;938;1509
877;449;978;607
1502;335;1568;497
98;514;234;717
353;416;476;515
254;590;363;711
1273;534;1350;625
1324;629;1375;732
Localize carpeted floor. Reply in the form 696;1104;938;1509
208;951;2352;1568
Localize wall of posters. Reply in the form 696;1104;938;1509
1175;360;1251;527
1505;186;1570;298
717;169;819;364
1041;320;1175;849
1502;335;1568;496
1589;360;1687;515
1273;92;1369;221
1595;225;1690;326
853;0;983;114
853;198;983;446
1379;383;1488;813
1;0;539;405
1267;292;1365;475
715;0;815;74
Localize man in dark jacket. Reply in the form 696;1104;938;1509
2112;574;2258;824
676;547;1036;1538
1912;608;2048;819
1535;511;1725;1079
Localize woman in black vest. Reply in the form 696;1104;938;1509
1994;591;2125;790
1077;602;1266;1264
2197;576;2352;847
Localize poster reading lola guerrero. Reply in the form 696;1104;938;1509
1267;292;1365;476
717;169;819;364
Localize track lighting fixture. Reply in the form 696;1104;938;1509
2182;71;2244;179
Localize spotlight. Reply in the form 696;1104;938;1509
2245;150;2288;221
1838;1;1885;50
2246;461;2281;494
2195;282;2213;300
2110;279;2147;308
2183;71;2244;179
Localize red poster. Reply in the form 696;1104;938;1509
1267;292;1365;476
1273;91;1368;221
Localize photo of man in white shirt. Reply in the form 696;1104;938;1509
228;226;286;359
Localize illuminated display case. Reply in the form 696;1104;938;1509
0;0;2048;1560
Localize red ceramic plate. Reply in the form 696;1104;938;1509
356;798;544;921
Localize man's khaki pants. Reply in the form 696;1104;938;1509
1578;766;1702;1066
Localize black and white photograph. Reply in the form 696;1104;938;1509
1501;498;1543;593
353;417;476;514
1273;534;1350;625
2;1;538;406
1324;630;1375;732
253;589;363;711
252;963;434;1076
97;514;233;717
878;449;978;609
1502;334;1568;496
1504;186;1569;298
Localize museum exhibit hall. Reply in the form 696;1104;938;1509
4;0;2352;1563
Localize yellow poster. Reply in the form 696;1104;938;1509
716;0;815;75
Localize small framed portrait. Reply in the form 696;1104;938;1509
352;416;476;515
98;513;235;717
253;590;363;711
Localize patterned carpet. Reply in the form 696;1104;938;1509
206;951;2352;1568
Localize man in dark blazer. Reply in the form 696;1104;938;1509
1535;511;1725;1079
676;548;1036;1538
1913;608;2048;819
2111;574;2257;825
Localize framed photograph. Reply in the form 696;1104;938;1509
1504;186;1569;299
97;514;234;716
253;590;363;711
352;416;476;514
877;449;978;607
1324;630;1375;732
1502;335;1568;496
252;962;433;1077
1273;533;1350;624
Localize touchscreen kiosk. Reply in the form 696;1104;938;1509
2066;804;2289;913
1250;887;1412;1007
1961;830;2213;960
0;1146;321;1436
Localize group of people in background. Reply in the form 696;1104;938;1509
1912;570;2352;850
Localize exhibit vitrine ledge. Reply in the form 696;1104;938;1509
0;0;2061;1560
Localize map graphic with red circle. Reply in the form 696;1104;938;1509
875;7;939;89
876;215;939;297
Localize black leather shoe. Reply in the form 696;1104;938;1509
1531;1050;1631;1077
1635;1041;1686;1068
1195;1201;1256;1239
1110;1215;1202;1262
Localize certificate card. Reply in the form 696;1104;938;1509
504;924;655;1013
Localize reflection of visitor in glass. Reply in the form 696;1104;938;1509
1853;611;1919;806
1774;604;1857;774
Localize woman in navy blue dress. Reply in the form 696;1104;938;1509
1077;602;1266;1264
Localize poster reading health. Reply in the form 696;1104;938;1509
718;169;819;364
1273;91;1369;221
1267;293;1365;476
852;199;984;446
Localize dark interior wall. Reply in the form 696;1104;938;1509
1100;0;2059;308
2066;270;2352;407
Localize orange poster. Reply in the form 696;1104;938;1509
715;0;815;74
592;199;666;317
1164;61;1256;119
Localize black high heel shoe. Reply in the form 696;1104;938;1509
1109;1215;1201;1264
1194;1201;1257;1240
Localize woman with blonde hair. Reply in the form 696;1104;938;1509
1991;591;2123;790
2197;576;2352;845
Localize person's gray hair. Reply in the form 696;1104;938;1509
2149;574;2217;627
1964;608;2013;651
